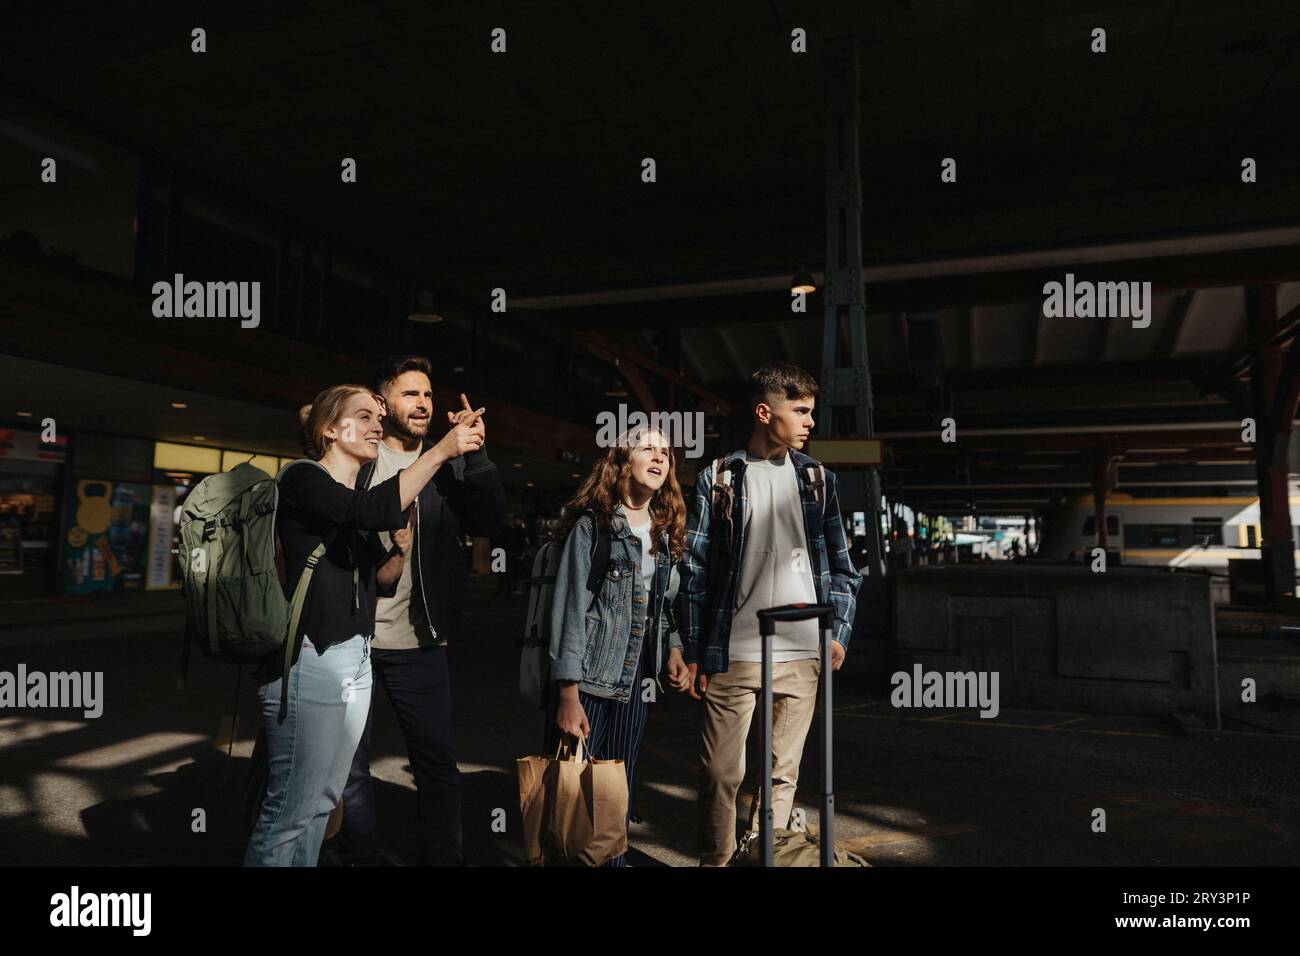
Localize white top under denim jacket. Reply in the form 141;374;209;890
548;504;682;703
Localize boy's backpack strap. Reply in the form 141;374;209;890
804;463;827;517
709;456;732;510
709;456;738;555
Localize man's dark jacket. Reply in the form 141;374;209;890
358;441;507;645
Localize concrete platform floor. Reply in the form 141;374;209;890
1;583;1297;866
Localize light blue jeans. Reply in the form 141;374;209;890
244;634;373;867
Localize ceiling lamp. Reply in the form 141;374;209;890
408;288;444;324
790;267;816;295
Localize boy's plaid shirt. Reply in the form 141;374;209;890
676;447;863;673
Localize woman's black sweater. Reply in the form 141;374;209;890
276;462;407;649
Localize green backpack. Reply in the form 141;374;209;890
178;459;341;718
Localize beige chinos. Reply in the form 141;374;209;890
697;657;821;866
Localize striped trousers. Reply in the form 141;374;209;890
543;647;649;867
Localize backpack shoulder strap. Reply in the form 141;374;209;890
357;459;377;490
584;509;612;597
521;542;553;646
275;458;327;481
279;538;327;722
712;456;732;487
804;462;827;517
709;456;735;520
204;526;224;656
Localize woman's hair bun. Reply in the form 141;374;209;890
298;404;318;458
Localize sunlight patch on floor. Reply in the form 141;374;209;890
0;718;89;745
53;732;207;770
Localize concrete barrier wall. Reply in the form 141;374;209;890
892;566;1219;723
1216;637;1300;733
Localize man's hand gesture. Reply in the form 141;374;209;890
447;392;486;445
435;395;485;461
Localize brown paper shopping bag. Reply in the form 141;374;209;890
575;747;629;867
517;734;628;866
516;740;564;866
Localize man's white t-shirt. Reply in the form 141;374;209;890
727;452;819;662
372;442;424;650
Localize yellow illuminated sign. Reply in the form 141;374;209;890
803;438;883;466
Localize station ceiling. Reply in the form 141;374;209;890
3;0;1300;511
5;1;1297;298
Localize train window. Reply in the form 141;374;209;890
1147;525;1180;547
1191;517;1223;545
1081;515;1120;536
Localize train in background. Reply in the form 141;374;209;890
1042;490;1300;573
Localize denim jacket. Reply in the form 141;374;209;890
677;447;862;674
548;505;682;702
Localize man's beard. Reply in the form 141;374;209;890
391;411;430;441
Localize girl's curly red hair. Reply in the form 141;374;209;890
554;427;685;561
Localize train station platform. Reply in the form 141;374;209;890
0;590;187;648
2;579;1296;867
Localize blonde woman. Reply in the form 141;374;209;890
245;384;482;867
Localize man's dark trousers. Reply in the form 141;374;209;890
338;646;463;866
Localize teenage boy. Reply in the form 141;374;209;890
334;355;507;866
677;361;862;866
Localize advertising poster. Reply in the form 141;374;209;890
61;479;152;595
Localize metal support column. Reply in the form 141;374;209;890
1090;447;1118;553
1247;285;1298;597
821;34;884;578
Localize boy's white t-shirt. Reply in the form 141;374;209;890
727;452;819;662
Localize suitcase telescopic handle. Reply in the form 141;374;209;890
755;602;837;868
757;602;835;633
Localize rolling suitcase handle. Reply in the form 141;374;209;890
756;602;836;868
